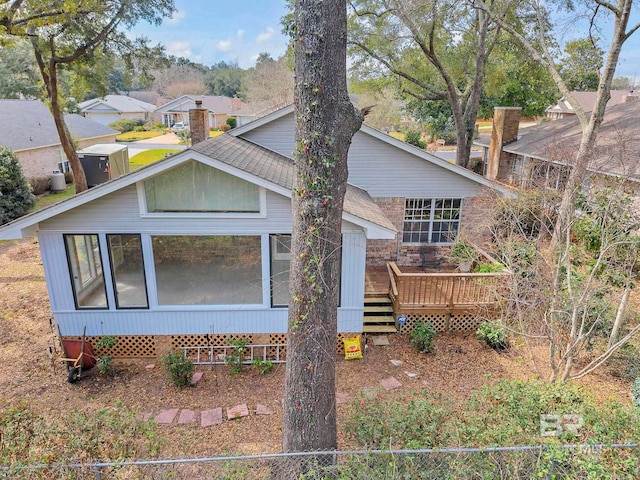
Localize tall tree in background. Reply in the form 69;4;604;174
242;53;294;114
560;38;605;91
0;0;174;193
0;39;40;98
206;61;244;97
282;0;363;464
348;0;514;168
474;0;640;250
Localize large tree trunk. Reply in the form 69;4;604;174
30;40;88;193
48;59;88;193
282;0;362;465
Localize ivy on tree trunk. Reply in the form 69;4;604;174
282;0;363;461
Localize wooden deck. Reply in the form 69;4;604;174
364;262;509;316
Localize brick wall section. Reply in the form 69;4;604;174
487;107;521;181
459;195;495;250
18;136;117;180
366;197;449;268
189;103;209;145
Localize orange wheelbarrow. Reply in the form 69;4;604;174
60;327;96;383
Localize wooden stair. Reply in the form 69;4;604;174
363;294;397;333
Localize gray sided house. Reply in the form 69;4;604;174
0;99;118;181
0;105;506;358
78;95;156;126
155;95;252;129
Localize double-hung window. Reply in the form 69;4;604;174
403;198;462;244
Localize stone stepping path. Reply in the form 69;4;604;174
142;404;272;428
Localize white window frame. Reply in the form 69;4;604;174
402;198;462;245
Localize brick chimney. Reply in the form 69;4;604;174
487;107;521;181
189;100;209;145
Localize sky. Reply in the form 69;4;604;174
128;0;640;80
129;0;290;69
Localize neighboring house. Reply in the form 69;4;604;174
155;95;252;129
544;90;633;120
0;104;508;358
0;99;118;180
475;102;640;191
78;95;156;126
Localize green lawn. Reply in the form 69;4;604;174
116;131;165;142
31;185;75;211
129;149;180;171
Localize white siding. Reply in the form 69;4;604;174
38;186;365;336
241;113;486;198
39;186;293;234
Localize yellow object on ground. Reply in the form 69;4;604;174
343;335;363;360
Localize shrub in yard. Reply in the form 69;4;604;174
64;171;74;184
476;320;509;350
108;118;143;133
0;147;35;225
411;321;436;353
226;116;237;129
133;125;147;132
404;130;426;149
473;262;505;273
220;123;231;132
225;337;250;376
95;336;117;375
161;350;194;387
28;176;51;195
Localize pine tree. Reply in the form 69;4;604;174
0;147;35;225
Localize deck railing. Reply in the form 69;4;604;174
387;261;510;314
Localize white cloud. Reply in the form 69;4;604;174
256;27;275;43
216;39;234;53
166;9;186;25
237;29;245;39
167;40;192;58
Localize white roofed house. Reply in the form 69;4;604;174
0;104;510;361
78;95;156;126
154;95;251;129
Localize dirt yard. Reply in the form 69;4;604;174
0;239;632;458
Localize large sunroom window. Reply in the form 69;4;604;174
403;198;462;244
64;234;108;309
270;234;291;307
152;235;262;305
144;160;260;213
107;234;148;309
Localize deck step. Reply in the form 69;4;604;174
363;305;394;314
364;295;391;304
364;324;398;333
363;315;395;324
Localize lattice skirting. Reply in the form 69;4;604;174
397;312;485;334
60;332;360;359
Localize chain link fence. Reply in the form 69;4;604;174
2;444;638;479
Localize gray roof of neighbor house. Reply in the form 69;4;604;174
155;95;246;114
192;134;397;231
476;100;640;181
0;99;118;151
545;90;633;115
78;95;156;113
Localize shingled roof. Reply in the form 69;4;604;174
0;99;117;151
191;134;396;231
478;100;640;181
